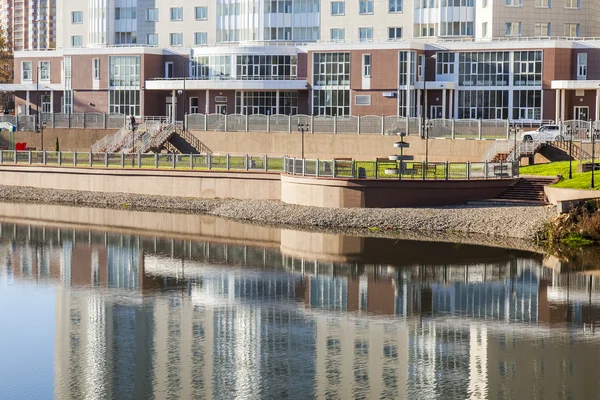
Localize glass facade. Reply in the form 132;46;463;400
62;57;73;114
191;55;232;79
236;55;297;80
109;56;141;115
398;51;417;117
235;91;298;115
312;53;350;116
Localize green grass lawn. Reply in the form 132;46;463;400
520;160;600;190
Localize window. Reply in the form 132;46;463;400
93;59;100;80
170;33;183;46
536;0;550;6
389;0;402;12
194;32;207;45
564;0;579;8
359;0;373;14
355;95;371;105
146;8;158;21
482;22;488;37
195;6;207;20
388;27;402;40
39;61;50;81
71;36;83;47
513;51;542;87
331;1;345;15
147;34;158;46
564;23;580;37
22;61;32;81
359;27;373;41
577;53;587;80
115;7;136;20
418;54;424;78
330;28;345;41
505;0;521;5
436;52;455;75
362;54;371;77
312;53;351;115
505;22;521;36
71;11;83;24
170;7;183;20
534;23;550;36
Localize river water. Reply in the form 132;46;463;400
0;210;599;400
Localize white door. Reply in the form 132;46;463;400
216;104;227;114
252;106;260;115
575;106;589;121
430;105;442;119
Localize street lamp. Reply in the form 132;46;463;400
298;122;309;159
592;126;596;189
177;88;183;129
39;121;46;151
421;54;437;164
567;124;573;179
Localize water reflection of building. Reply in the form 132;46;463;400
4;222;600;399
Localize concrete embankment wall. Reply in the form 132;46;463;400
0;165;281;200
191;130;495;161
0;128;117;151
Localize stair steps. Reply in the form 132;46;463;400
491;176;555;203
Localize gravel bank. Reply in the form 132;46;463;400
0;186;556;240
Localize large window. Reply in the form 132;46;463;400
359;0;373;14
458;90;509;119
39;61;50;81
513;51;542;87
235;91;298;115
459;52;510;87
359;27;373;41
71;11;83;24
331;1;345;15
389;0;402;12
436;52;456;75
236;55;297;80
564;23;580;37
513;90;541;121
440;21;473;36
331;28;345;41
146;8;158;21
195;6;208;20
170;7;183;20
22;61;32;81
191;55;231;79
313;53;350;116
109;56;141;115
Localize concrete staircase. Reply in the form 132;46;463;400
491;176;556;203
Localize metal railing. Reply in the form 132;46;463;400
282;156;519;180
0;150;285;172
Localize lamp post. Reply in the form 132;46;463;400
182;64;187;131
592;127;596;189
40;121;45;151
298;122;309;159
568;124;573;180
177;89;183;129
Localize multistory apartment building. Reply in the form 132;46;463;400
2;0;600;123
0;0;56;50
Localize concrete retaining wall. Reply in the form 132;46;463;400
0;128;118;152
280;174;517;208
191;130;495;162
545;186;600;205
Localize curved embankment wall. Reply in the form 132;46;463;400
0;165;514;208
280;174;516;208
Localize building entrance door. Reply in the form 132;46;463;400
216;104;227;114
575;106;589;121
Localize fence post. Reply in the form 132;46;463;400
120;152;124;168
105;152;109;168
356;115;360;135
484;161;488;179
172;154;176;169
245;154;249;171
74;151;77;166
83;113;87;129
264;155;268;171
185;114;188;132
226;153;230;170
28;150;31;164
267;115;271;133
311;115;315;134
334;115;337;135
381;115;385;135
0;150;3;164
204;114;208;131
154;153;158;168
224;115;228;132
208;153;212;170
467;161;471;180
375;160;378;179
316;159;320;177
68;113;71;129
445;161;449;180
89;151;92;167
245;114;249;132
32;115;36;132
103;113;107;129
451;119;456;140
123;114;126;129
137;152;141;168
478;119;482;140
43;150;46;165
293;157;296;174
506;119;510;140
406;117;410;136
58;151;62;166
302;158;306;176
422;161;426;180
190;153;194;169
